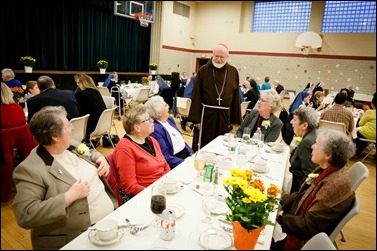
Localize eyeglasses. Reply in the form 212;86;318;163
140;116;153;123
258;98;268;103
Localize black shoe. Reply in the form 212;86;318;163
180;117;187;131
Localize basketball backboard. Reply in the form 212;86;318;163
114;1;155;23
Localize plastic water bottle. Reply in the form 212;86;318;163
255;127;264;148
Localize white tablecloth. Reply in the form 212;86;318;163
61;136;290;250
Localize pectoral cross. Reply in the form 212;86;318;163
217;96;222;105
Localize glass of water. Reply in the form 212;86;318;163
242;127;251;143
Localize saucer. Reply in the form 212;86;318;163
251;166;270;173
199;229;232;250
166;203;185;218
88;229;124;246
211;202;229;215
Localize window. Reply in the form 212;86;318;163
173;1;190;18
252;1;311;32
322;1;376;33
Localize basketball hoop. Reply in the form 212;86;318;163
301;45;311;55
134;12;152;27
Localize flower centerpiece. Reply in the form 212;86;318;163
223;168;281;249
19;56;36;67
149;63;158;70
97;60;109;69
10;86;26;103
141;76;149;85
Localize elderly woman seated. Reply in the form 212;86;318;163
12;106;118;250
145;95;194;169
236;88;283;142
289;107;319;193
271;128;356;250
112;104;171;202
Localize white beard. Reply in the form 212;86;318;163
212;61;226;69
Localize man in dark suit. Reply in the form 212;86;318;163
27;75;79;123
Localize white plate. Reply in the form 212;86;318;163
88;229;124;246
166;203;185;218
199;229;232;250
211;202;229;215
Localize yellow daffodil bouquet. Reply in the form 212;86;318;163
223;168;281;231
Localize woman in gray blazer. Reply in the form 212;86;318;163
236;88;283;142
12;106;118;250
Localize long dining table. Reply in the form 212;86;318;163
61;135;291;250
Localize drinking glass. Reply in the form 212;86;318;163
194;151;206;179
242;127;251;143
150;185;166;227
202;193;217;224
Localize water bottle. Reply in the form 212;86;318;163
255;127;264;148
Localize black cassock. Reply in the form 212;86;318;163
188;59;241;151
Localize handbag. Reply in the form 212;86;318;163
102;134;120;147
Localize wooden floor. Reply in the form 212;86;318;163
1;112;376;250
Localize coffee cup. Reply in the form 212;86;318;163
254;157;268;172
161;177;178;192
272;142;285;152
95;219;118;241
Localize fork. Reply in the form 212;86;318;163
130;225;150;235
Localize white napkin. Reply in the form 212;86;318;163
273;222;287;242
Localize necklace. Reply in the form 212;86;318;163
212;69;227;105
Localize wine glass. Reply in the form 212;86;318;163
194;151;206;179
150;185;166;227
202;193;217;224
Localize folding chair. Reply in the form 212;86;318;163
89;107;117;149
70;114;90;143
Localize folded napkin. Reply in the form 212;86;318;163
273;222;287;242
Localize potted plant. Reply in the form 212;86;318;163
149;63;158;70
223;168;281;249
97;60;109;74
20;56;36;73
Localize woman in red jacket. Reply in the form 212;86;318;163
112;104;171;203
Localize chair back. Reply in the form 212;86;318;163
105;153;122;206
134;87;151;103
176;97;192;117
98;86;111;97
301;232;336;250
89;107;116;148
1;124;38;202
348;161;369;191
240;101;251;119
318;119;347;133
329;195;360;242
70;114;90;143
102;96;116;109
